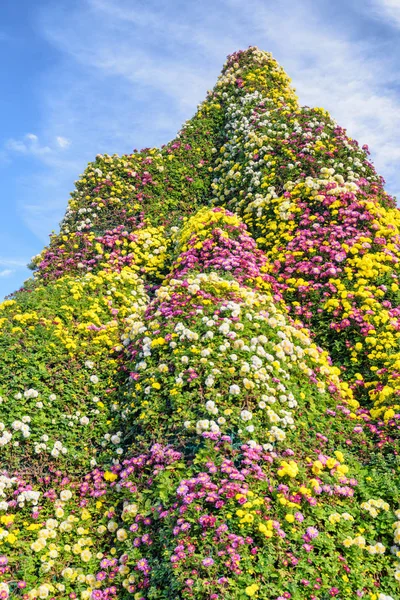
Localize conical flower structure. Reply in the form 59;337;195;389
1;47;400;600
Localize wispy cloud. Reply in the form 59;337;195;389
56;136;71;149
8;0;399;247
0;269;14;278
5;133;71;158
0;258;28;267
370;0;400;27
6;133;51;156
222;0;400;195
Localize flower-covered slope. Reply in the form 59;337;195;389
1;47;400;600
31;100;225;282
0;268;147;473
210;49;400;419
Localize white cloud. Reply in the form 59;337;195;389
5;133;72;160
10;0;399;245
370;0;400;27
6;139;28;153
0;269;14;278
5;133;52;157
56;136;71;148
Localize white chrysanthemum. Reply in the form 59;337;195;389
240;410;253;422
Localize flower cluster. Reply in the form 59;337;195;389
0;267;147;472
30;95;225;283
34;225;169;283
210;48;400;419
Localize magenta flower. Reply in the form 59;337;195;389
305;526;319;539
202;557;214;567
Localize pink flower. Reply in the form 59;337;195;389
202;557;214;567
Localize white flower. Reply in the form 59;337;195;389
205;375;215;388
85;360;95;368
117;528;128;541
80;416;89;426
0;431;12;446
38;584;50;598
90;375;99;384
240;410;253;422
219;322;230;335
205;400;218;415
107;520;118;532
229;384;240;395
196;419;210;434
46;518;58;530
263;443;274;452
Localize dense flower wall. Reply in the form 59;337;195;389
1;47;400;600
210;49;400;419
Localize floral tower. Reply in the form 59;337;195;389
0;47;400;600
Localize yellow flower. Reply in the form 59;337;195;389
285;514;295;523
334;450;344;463
6;533;17;544
278;460;299;478
245;584;259;597
80;548;92;562
312;460;324;475
328;513;341;525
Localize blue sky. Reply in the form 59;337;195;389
1;0;400;298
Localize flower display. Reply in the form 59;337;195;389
210;49;400;419
1;46;400;599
